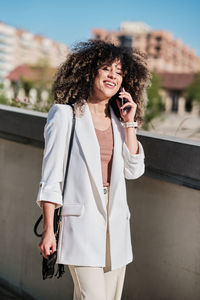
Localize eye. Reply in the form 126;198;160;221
116;68;122;75
102;66;109;71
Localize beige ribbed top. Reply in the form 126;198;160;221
95;124;114;187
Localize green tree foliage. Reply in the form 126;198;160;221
184;72;200;104
0;83;9;105
143;72;164;130
0;93;9;105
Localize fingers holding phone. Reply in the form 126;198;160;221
116;87;137;122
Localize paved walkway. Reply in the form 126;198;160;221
147;112;200;141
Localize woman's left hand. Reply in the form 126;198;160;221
116;87;137;122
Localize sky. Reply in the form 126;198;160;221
1;0;200;55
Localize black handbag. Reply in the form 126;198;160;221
34;105;76;279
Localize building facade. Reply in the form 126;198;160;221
92;22;200;74
92;22;200;116
0;22;68;80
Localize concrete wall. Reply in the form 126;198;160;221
126;178;200;300
0;138;74;299
0;105;200;300
1;137;200;300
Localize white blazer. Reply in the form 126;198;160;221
36;103;145;270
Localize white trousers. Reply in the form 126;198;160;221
68;187;126;300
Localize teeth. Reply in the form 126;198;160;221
105;81;115;86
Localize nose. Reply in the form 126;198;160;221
107;68;116;79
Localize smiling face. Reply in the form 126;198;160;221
91;59;123;102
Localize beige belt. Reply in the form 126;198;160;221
103;186;109;194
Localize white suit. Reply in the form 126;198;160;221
36;103;145;270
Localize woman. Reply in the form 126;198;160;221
37;40;150;300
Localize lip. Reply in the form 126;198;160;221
103;80;116;88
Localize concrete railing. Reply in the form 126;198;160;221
0;104;200;300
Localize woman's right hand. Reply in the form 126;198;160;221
39;230;56;259
39;201;57;259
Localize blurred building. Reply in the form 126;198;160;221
0;21;68;80
92;22;200;116
92;22;200;74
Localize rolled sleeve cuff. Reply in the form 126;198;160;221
123;141;145;164
36;181;63;209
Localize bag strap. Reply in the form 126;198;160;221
55;105;76;227
34;105;76;237
61;106;76;199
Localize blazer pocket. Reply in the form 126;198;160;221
61;203;84;216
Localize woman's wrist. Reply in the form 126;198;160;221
124;119;139;154
42;202;56;233
124;126;137;132
43;224;54;234
124;127;137;142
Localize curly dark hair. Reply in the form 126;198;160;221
52;39;151;124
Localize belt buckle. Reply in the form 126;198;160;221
103;187;107;194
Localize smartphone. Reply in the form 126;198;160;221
119;95;130;113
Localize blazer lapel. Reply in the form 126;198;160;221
109;107;124;212
75;103;106;214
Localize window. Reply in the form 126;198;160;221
156;36;162;42
118;35;133;48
